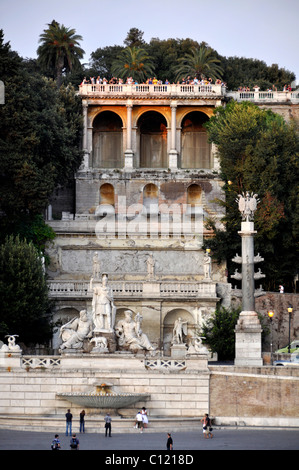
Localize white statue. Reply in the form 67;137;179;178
147;254;155;278
90;335;108;353
115;310;155;352
203;250;212;279
0;335;21;352
92;273;116;332
188;336;209;355
172;317;188;344
92;252;100;278
236;191;259;222
60;309;93;350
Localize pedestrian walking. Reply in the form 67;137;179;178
201;413;213;439
65;409;73;436
166;433;173;450
51;434;61;450
104;412;112;437
70;433;79;450
79;410;85;433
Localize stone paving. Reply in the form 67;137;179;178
0;427;298;451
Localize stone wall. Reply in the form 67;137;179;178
1;353;299;428
209;365;299;427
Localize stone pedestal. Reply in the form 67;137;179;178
170;343;187;359
235;311;263;366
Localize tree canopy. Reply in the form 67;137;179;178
0;30;83;245
0;236;52;345
37;20;85;87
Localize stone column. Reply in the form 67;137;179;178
168;101;178;169
81;101;90;169
124;100;134;169
234;193;263;366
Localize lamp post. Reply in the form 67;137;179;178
268;310;274;364
288;305;293;353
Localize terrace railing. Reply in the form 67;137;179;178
79;83;224;97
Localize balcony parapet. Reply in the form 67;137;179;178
226;90;299;103
78;83;299;104
79;83;225;99
48;279;217;300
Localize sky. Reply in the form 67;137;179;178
1;0;298;85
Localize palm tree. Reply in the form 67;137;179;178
111;46;155;83
175;46;223;82
37;20;85;87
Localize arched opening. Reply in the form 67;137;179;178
163;308;195;356
100;183;115;206
93;111;123;168
186;183;202;217
96;183;115;217
143;183;159;216
181;112;212;169
138;111;167;168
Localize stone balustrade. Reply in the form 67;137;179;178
48;279;217;299
226;90;299;103
78;83;299;103
79;82;224;98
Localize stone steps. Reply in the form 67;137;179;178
0;414;202;434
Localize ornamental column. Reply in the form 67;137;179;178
124;100;134;169
234;191;263;366
168;101;178;169
80;101;90;169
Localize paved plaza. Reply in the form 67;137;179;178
0;427;298;452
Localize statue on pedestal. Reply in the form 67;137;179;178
92;273;116;332
115;310;155;353
172;317;188;345
203;250;212;279
60;309;93;350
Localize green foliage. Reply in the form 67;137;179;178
204;101;299;291
0;32;83;237
0;236;53;345
111;46;155;82
175;46;223;82
201;306;241;360
37;20;85;87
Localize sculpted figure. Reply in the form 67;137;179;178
0;335;21;352
236;191;259;222
92;273;116;331
92;252;100;278
60;310;93;350
115;310;155;352
203;250;212;279
172;317;188;344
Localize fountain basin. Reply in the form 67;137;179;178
57;392;150;408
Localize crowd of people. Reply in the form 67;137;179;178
238;83;293;92
80;75;225;87
80;75;294;92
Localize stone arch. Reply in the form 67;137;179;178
180;111;212;169
186;183;203;217
143;183;159;216
137;111;168;168
162;308;195;356
92;110;123;168
95;183;116;217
